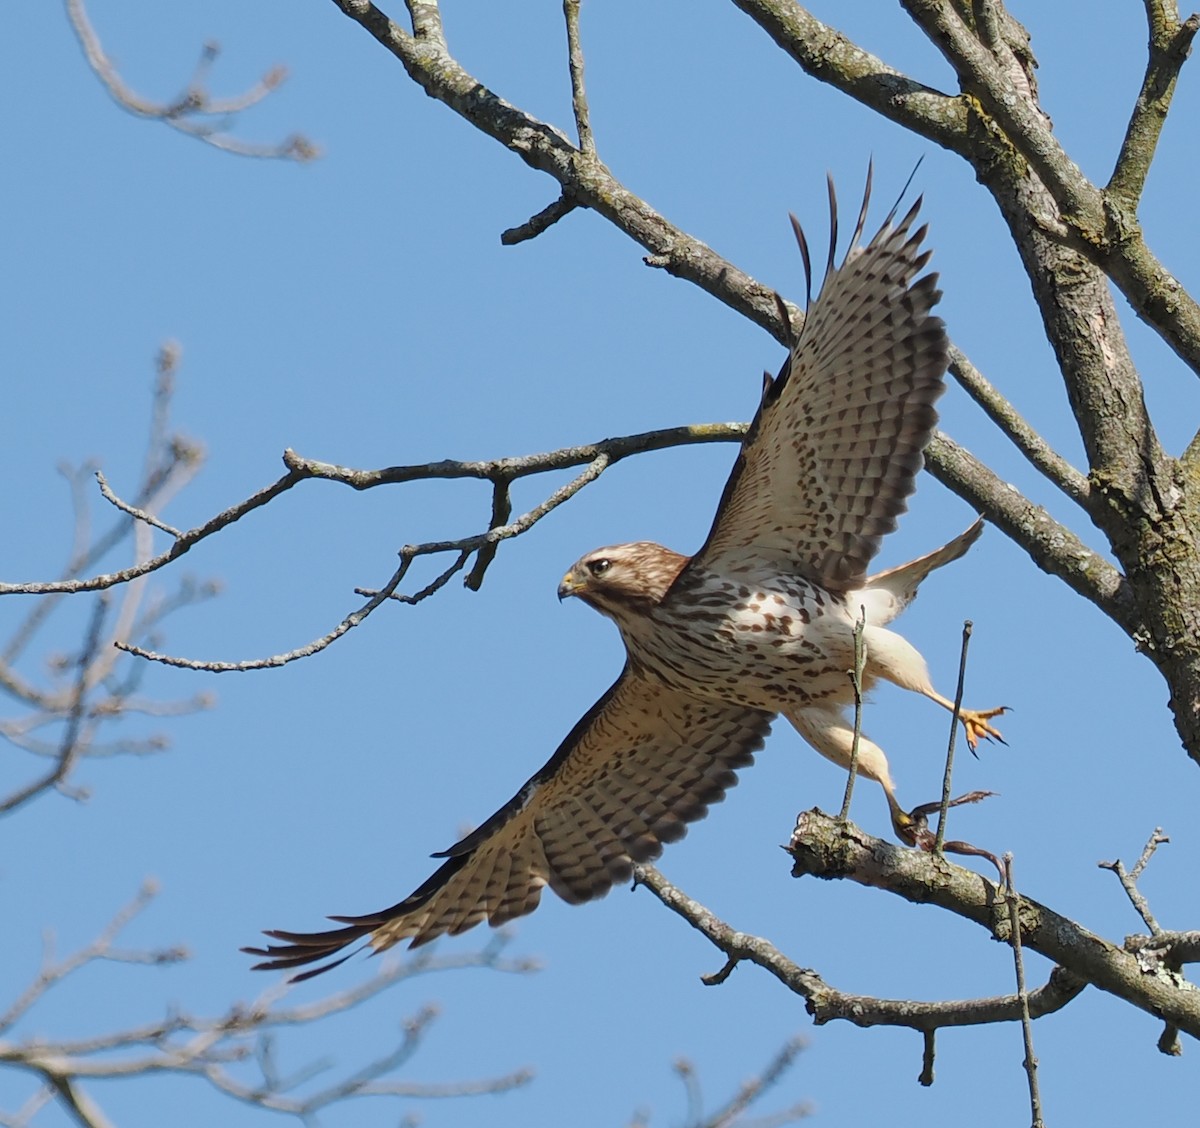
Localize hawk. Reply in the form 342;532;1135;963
247;176;1004;980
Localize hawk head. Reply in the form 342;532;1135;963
558;542;689;620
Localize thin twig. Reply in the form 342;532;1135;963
919;1028;936;1087
117;455;612;670
934;620;973;853
1098;827;1170;934
95;471;182;538
0;881;169;1033
1003;854;1045;1128
838;606;867;822
700;1035;810;1128
2;426;747;597
44;1075;115;1128
116;556;413;672
464;479;513;590
2;888;537;1121
65;0;317;161
0;470;303;596
500;194;579;246
563;0;594;154
0;597;108;815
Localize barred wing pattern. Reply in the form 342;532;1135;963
694;188;949;588
247;671;773;979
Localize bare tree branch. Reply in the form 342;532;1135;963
728;0;969;151
501;193;579;246
65;0;318;161
788;809;1200;1040
629;1036;811;1128
634;863;1087;1035
948;346;1093;510
0;597;108;815
1108;2;1200;205
22;5;1200;1121
563;0;594;156
922;433;1130;622
1;426;747;600
899;0;1200;375
1002;854;1045;1128
1;358;218;813
1099;827;1171;934
1;885;537;1126
327;0;793;337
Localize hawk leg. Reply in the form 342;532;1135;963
784;704;915;842
863;625;1007;749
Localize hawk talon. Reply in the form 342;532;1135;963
941;839;1006;886
895;790;997;852
890;805;931;850
958;706;1009;751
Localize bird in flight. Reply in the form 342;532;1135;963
247;174;1005;981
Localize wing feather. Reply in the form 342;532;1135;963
692;184;948;588
244;670;773;978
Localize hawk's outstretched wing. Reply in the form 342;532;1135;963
692;177;948;589
246;671;773;980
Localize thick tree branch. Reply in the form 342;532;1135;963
729;0;970;152
909;0;1200;375
923;433;1130;623
789;809;1200;1040
738;0;1200;376
903;1;1094;222
948;346;1092;510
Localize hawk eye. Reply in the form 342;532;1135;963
587;558;612;578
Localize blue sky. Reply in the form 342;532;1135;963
4;2;1200;1126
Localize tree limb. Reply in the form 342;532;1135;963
65;0;317;161
634;863;1087;1033
788;809;1200;1040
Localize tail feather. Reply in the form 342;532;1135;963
855;518;984;626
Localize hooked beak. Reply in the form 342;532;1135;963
557;570;585;602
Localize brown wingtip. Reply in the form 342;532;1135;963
788;212;813;309
243;920;375;980
824;171;839;285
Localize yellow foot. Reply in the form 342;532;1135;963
893;790;997;852
889;805;930;850
959;706;1008;751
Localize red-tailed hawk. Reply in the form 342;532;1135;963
247;176;1003;980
